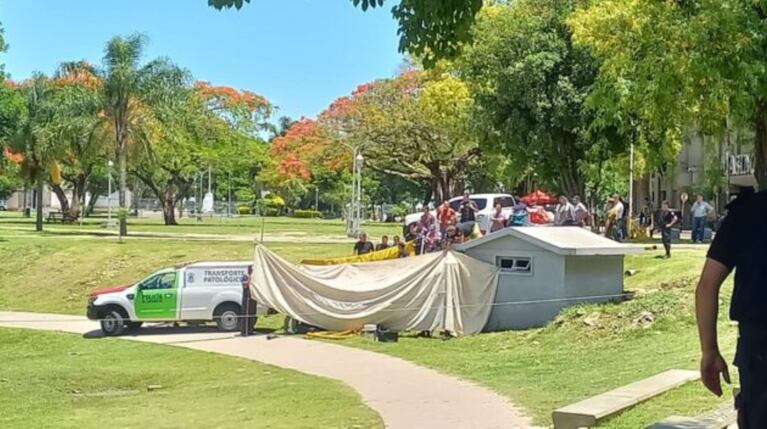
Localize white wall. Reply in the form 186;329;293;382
563;255;624;303
464;235;568;330
462;234;628;330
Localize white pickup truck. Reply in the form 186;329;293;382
86;261;268;336
404;193;517;235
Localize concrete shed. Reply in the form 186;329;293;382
456;227;643;331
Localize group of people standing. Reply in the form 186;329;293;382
411;191;483;253
554;195;591;227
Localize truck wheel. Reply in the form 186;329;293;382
101;309;126;336
214;304;241;332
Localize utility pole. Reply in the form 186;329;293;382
227;171;232;217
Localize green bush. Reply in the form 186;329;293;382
292;209;322;219
265;208;280;217
238;206;251;215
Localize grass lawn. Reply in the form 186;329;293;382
0;328;382;429
0;236;350;315
0;211;403;240
0;221;738;428
343;248;738;428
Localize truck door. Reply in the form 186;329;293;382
134;271;179;320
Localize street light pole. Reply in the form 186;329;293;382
355;152;364;236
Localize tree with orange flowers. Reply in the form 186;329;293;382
47;61;109;220
319;70;479;204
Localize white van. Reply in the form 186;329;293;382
86;261;268;336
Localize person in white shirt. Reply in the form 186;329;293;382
691;194;714;243
612;195;625;241
572;196;590;227
556;196;576;226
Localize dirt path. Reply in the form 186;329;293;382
0;311;534;429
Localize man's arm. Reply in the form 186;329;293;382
668;213;678;228
695;258;732;396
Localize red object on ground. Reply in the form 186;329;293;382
529;208;550;225
89;284;131;297
521;190;558;206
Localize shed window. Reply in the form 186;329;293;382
496;256;532;274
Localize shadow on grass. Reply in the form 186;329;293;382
83;324;277;341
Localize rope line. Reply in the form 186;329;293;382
0;291;636;323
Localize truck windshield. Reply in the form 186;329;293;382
494;197;515;208
450;198;488;211
140;272;176;290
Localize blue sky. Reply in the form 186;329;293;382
0;0;404;120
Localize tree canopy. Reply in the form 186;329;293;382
570;0;767;188
208;0;482;66
456;1;621;198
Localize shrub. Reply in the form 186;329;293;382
265;208;280;217
292;209;322;219
238;206;251;215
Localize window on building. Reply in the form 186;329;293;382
496;256;533;274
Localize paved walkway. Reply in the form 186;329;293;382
0;311;534;429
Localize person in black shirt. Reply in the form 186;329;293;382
459;191;479;224
353;232;374;255
375;235;390;251
658;200;678;259
696;191;767;428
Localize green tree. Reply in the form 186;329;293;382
131;62;271;225
49;61;108;219
457;1;616;197
6;76;60;231
102;34;151;236
570;0;767;188
208;0;482;66
321;71;480;204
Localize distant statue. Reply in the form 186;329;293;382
202;192;214;216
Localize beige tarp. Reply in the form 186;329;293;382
250;245;499;335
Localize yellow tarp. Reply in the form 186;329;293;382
301;241;416;265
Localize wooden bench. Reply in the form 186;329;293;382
46;211;64;223
552;369;700;429
46;211;78;224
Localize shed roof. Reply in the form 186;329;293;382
456;227;644;256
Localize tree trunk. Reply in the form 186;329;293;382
118;142;128;237
162;197;178;225
35;179;43;232
422;186;433;207
69;175;86;220
51;184;71;219
85;189;99;216
754;101;767;190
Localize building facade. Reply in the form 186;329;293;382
633;131;755;224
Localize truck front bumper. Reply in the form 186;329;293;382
86;303;106;320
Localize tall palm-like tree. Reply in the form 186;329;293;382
102;34;147;237
50;61;107;220
10;75;58;231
